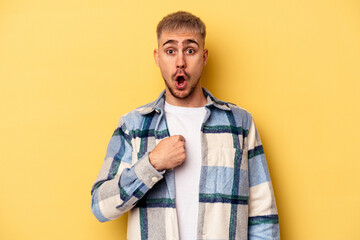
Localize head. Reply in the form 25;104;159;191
154;11;208;105
156;11;206;46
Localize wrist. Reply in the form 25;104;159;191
149;152;163;171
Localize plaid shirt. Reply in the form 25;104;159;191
91;89;279;240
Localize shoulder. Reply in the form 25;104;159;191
114;90;165;133
204;88;253;125
228;102;253;120
214;97;254;131
116;100;158;130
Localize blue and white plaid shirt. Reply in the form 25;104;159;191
91;89;279;239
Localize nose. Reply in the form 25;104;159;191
176;52;186;69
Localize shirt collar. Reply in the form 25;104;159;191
139;88;231;115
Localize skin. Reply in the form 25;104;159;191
149;29;209;171
154;30;208;107
149;135;186;171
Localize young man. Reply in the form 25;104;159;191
91;11;279;240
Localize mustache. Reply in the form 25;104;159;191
172;69;190;80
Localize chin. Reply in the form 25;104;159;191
170;89;191;99
164;77;200;100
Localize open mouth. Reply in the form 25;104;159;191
176;75;186;88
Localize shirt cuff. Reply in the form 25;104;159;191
134;152;164;188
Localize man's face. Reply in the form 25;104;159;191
154;30;208;100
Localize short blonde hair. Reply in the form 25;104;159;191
156;11;206;44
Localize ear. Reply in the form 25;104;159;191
154;49;159;66
203;49;209;66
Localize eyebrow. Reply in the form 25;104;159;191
162;39;200;47
184;39;200;47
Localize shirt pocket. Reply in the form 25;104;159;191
207;147;239;168
205;147;249;197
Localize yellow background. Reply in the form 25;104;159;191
1;0;359;239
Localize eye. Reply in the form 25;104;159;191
186;49;195;54
166;49;175;55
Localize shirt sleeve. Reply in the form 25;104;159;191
90;118;164;222
247;117;280;239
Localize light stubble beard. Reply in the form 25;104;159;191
163;76;200;100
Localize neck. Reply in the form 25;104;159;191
165;85;207;107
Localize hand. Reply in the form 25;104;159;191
149;135;186;171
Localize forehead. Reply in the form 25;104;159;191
158;30;204;47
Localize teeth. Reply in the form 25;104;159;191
175;76;185;87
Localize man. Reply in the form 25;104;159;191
91;11;279;240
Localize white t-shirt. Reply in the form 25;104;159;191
164;102;206;240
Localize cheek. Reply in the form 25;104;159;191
192;60;205;72
160;56;173;67
159;63;172;77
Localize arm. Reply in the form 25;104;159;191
90;119;164;222
247;118;280;239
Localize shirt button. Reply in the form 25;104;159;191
151;177;158;183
